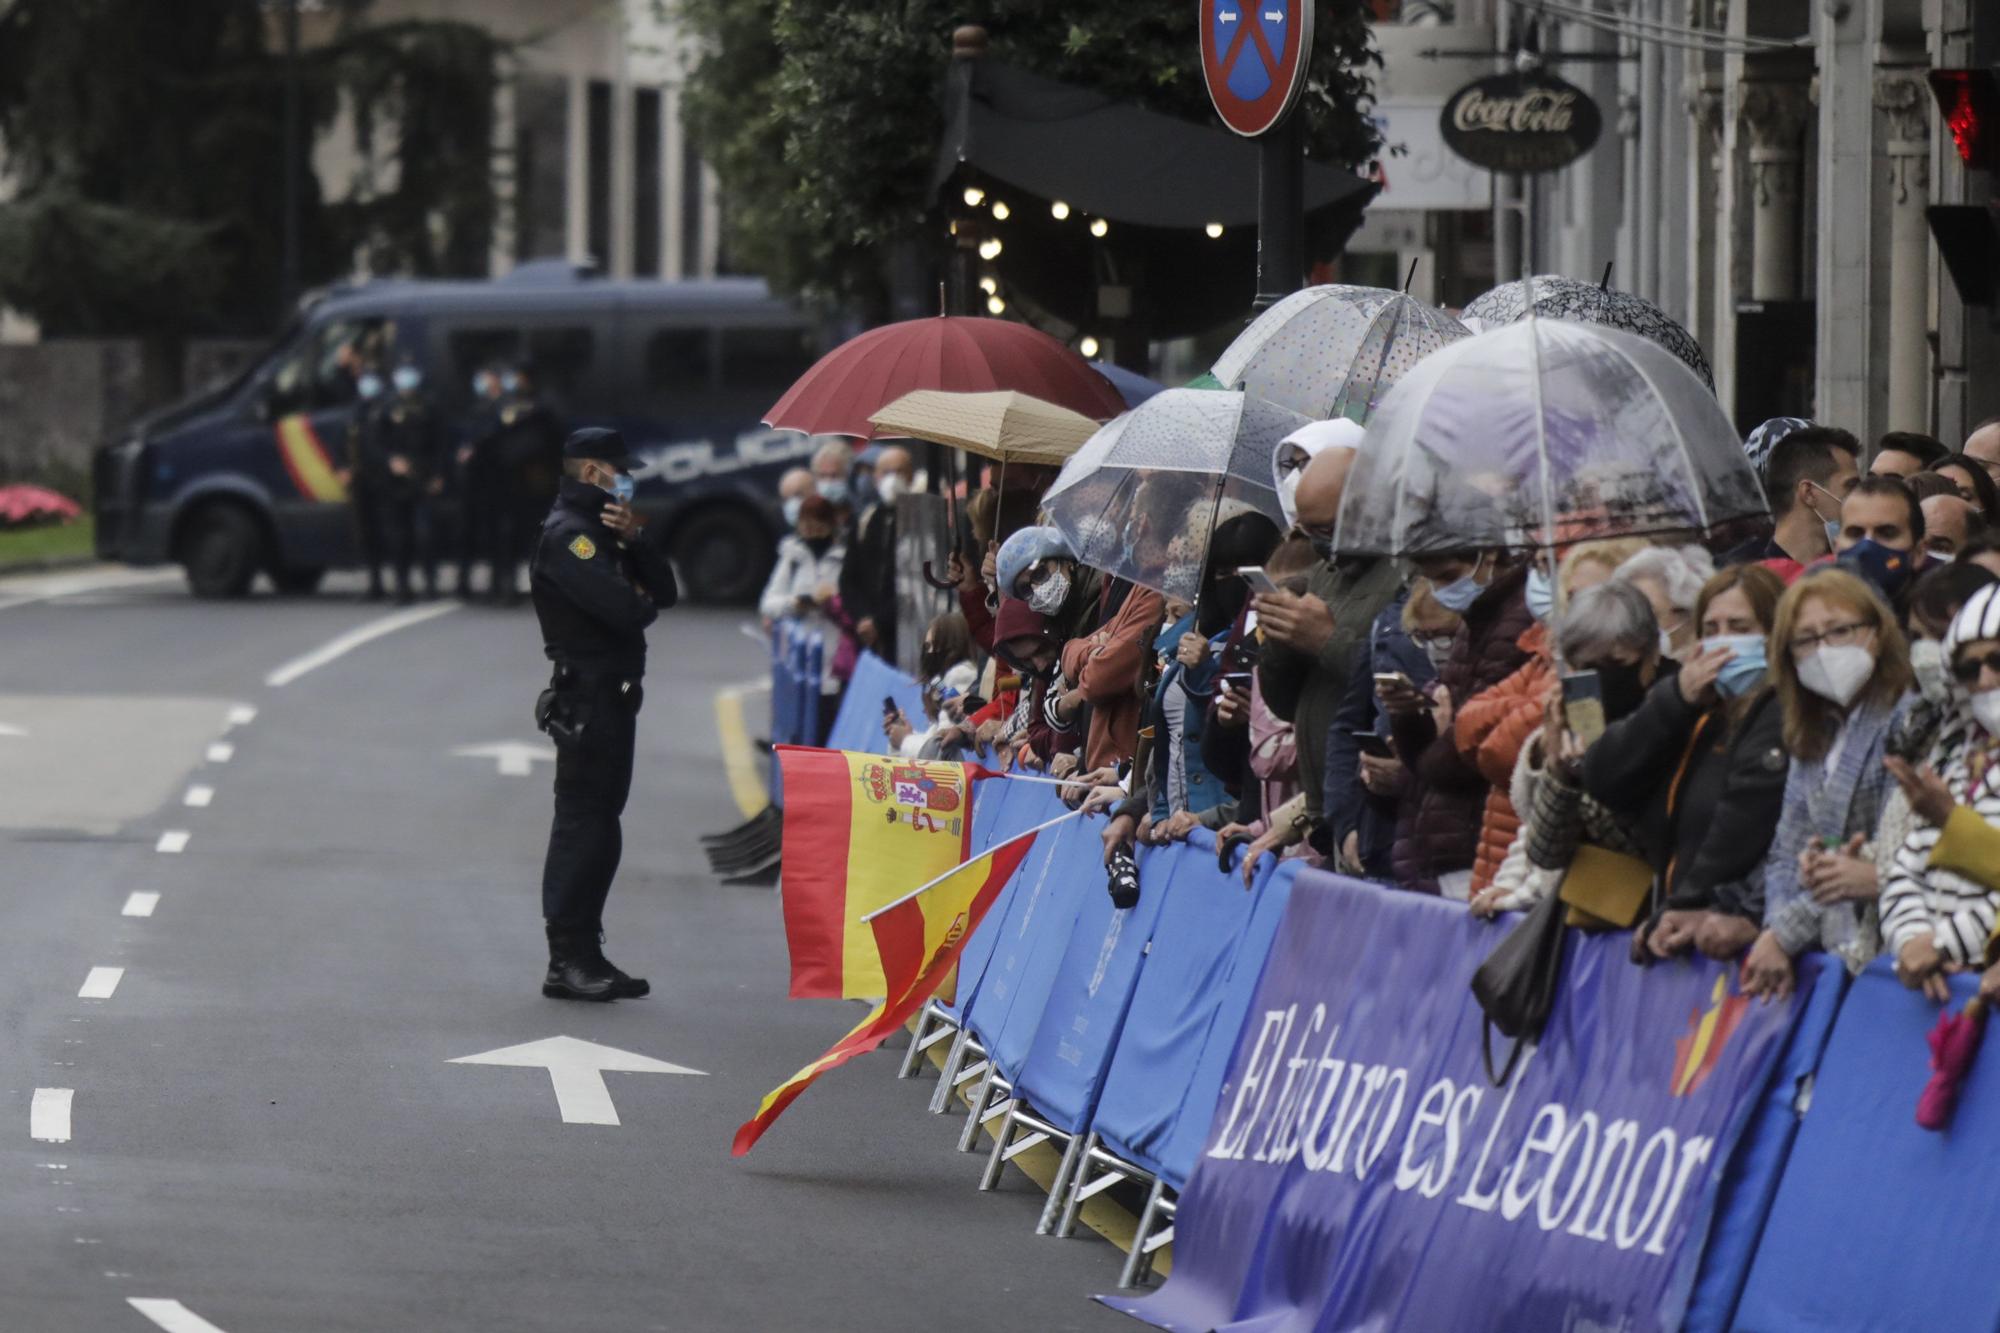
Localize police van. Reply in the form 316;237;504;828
93;263;830;602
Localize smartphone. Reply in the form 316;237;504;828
1560;670;1606;746
1220;671;1254;694
881;695;900;716
1236;566;1281;596
1351;730;1393;759
1374;671;1415;692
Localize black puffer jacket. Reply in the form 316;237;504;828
1389;564;1534;891
1579;673;1788;921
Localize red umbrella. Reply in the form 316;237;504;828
0;484;81;526
1917;996;1985;1132
764;316;1126;440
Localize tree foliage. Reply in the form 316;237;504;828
0;0;503;343
677;0;1381;317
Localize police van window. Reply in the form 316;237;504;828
719;327;816;394
643;327;712;394
266;317;382;416
525;327;596;410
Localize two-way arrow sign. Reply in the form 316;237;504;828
451;740;556;777
449;1035;706;1125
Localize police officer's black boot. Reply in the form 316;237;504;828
592;929;650;999
542;923;618;1002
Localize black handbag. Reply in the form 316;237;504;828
1469;889;1569;1087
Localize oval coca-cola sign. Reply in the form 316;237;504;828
1440;69;1602;173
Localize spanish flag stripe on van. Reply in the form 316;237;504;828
274;414;347;502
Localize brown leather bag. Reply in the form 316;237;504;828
1557;843;1656;930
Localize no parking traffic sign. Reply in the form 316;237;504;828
1200;0;1313;138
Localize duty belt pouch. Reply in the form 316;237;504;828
1470;889;1569;1087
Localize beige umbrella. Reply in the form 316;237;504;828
866;389;1102;467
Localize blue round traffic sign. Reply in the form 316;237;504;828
1200;0;1313;138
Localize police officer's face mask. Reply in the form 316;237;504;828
606;472;636;505
393;367;422;394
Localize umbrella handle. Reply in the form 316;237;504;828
922;559;958;591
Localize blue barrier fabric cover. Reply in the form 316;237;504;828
823;651;926;754
1090;829;1265;1180
1152;858;1298;1193
1679;953;1846;1333
1104;872;1814;1333
961;789;1084;1065
938;776;1032;1025
1009;826;1175;1136
1732;964;2000;1333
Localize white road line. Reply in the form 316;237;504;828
225;705;257;728
183;786;213;808
128;1299;230;1333
122;892;159;917
205;742;234;763
31;1088;73;1142
155;831;190;854
264;602;459;688
78;967;124;1000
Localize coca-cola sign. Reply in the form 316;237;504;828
1440;70;1602;173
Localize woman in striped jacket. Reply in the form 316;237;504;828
1881;582;2000;1003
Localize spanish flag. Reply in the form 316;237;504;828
778;747;981;999
732;832;1040;1157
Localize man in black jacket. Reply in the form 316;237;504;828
530;428;678;1001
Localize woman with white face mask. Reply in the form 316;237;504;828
1878;581;2000;1004
1742;569;1915;997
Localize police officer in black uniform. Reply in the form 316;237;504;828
342;366;391;600
530;427;677;1001
488;364;566;606
454;365;505;600
361;361;447;603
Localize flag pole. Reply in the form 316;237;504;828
858;807;1085;923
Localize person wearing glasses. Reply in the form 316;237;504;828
1742;569;1914;998
1879;581;2000;1004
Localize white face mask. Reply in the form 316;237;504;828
1796;643;1876;707
1973;688;2000;738
1277;470;1304;532
1910;639;1952;705
877;474;907;505
1026;567;1070;615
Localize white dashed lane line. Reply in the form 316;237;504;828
224;705;256;728
155;831;189;854
205;742;233;764
183;786;213;808
31;1088;73;1143
263;601;458;688
128;1299;230;1332
122;892;159;918
78;967;124;1000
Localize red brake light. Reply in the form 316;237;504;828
1930;68;1999;171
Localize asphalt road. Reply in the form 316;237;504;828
0;567;1132;1333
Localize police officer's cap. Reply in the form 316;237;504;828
563;427;640;472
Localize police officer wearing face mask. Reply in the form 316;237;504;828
342;364;392;600
357;360;447;603
529;428;677;1001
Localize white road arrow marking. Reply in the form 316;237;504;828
32;1088;72;1142
0;722;26;737
448;1035;706;1126
128;1299;230;1333
451;741;556;777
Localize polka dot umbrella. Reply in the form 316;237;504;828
1461;274;1715;390
1209;285;1471;423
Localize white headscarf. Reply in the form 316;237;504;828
1272;417;1366;532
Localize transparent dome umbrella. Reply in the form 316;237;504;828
1460;273;1715;390
1333;317;1767;560
1042;388;1309;603
1210;284;1471;423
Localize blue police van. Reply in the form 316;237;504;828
93;263;830;602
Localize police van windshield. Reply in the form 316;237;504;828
259;314;394;418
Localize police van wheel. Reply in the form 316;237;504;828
672;508;770;604
270;565;326;595
180;503;263;599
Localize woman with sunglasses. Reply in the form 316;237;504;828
1879;582;2000;1003
1743;569;1914;998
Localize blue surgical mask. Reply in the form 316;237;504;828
1807;482;1844;550
1707;633;1769;698
471;375;490;399
782;495;805;527
392;367;422;394
356;373;383;400
1525;566;1555;622
608;473;636;505
500;372;520;394
1431;562;1489;614
816;478;849;506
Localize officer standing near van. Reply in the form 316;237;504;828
363;360;447;603
343;365;391;600
488;363;565;606
455;365;505;601
529;427;676;1001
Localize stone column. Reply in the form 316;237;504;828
1737;81;1811;301
1877;71;1932;431
1684;81;1726;362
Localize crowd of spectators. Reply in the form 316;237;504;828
762;413;2000;1007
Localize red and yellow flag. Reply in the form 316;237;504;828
778;747;976;999
733;834;1036;1157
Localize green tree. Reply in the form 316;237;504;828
0;0;503;393
677;0;1380;318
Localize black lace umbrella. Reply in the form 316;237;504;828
1461;274;1714;391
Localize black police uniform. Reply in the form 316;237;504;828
357;392;447;602
529;429;676;1001
455;394;503;599
344;395;391;600
489;392;565;604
